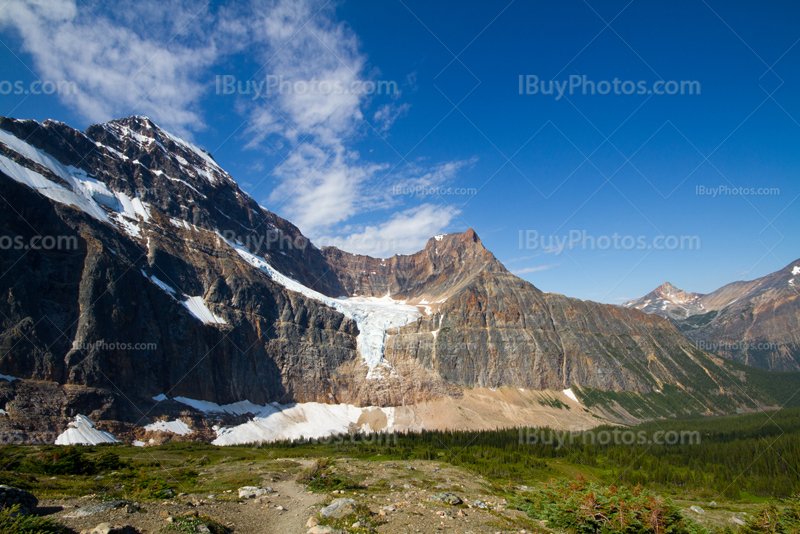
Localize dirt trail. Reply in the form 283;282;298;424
41;457;541;533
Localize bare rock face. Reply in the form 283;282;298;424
325;231;744;405
623;262;800;370
0;116;360;431
0;114;787;442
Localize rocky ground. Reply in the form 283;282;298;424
21;455;756;534
32;457;542;534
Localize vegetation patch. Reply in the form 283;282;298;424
510;475;713;534
295;457;362;492
742;494;800;533
163;511;231;534
317;502;385;533
0;505;70;534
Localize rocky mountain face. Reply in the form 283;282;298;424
622;263;800;371
623;282;706;320
0;115;791;443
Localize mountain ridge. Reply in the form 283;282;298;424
622;261;800;370
0;114;795;444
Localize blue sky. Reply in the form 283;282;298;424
0;0;798;303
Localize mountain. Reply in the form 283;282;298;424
0;115;795;445
622;262;800;371
622;282;706;320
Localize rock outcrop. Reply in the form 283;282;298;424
0;114;791;442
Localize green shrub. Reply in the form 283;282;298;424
164;511;230;534
510;475;708;534
295;458;361;492
125;468;197;500
742;494;800;533
21;448;127;476
0;505;69;533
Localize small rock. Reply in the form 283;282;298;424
196;525;211;534
307;527;345;534
429;492;462;505
730;516;746;526
690;506;705;515
79;523;138;534
165;517;173;523
473;500;488;509
65;501;127;518
238;486;272;499
276;505;286;511
351;521;362;528
306;516;319;528
320;498;358;519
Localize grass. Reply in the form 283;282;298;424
163;511;232;534
510;476;720;534
0;505;71;534
295;457;363;493
315;501;386;533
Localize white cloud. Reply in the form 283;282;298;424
0;0;473;256
396;157;477;194
373;103;410;132
0;0;219;134
268;143;387;230
316;204;460;257
510;264;560;275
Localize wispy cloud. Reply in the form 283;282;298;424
0;0;222;134
0;0;472;254
373;103;410;132
317;204;459;257
510;264;560;275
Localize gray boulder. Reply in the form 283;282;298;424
429;492;462;505
0;485;38;516
320;498;358;518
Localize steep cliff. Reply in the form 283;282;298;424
0;115;792;444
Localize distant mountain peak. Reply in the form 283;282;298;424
653;282;703;303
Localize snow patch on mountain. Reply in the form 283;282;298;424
221;235;421;371
0;129;113;223
55;415;118;445
563;388;579;403
145;419;193;435
171;397;413;445
181;296;227;325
